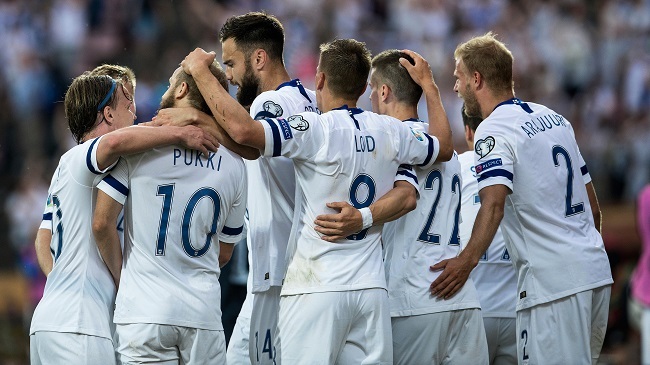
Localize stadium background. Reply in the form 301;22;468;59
0;0;648;363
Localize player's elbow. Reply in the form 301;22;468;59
219;251;233;268
92;215;113;241
403;188;417;213
436;142;454;162
240;148;261;161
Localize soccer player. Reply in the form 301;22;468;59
316;50;488;364
180;38;453;364
431;32;613;364
30;74;218;365
459;104;516;365
92;60;247;364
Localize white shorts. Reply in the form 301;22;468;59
516;285;610;365
227;315;251;365
278;289;392;365
483;317;516;365
391;308;488;365
30;331;116;365
628;296;650;365
115;323;225;365
250;286;281;364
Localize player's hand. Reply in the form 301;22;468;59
151;108;199;127
429;256;473;299
177;125;220;156
181;48;216;76
314;202;363;242
399;50;435;88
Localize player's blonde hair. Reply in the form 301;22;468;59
173;60;228;116
454;32;514;95
88;64;136;90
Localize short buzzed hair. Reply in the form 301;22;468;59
219;12;285;62
319;39;371;100
175;60;229;116
454;32;513;94
65;74;120;144
88;64;136;89
371;50;422;105
461;104;483;131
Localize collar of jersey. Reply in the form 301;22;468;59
276;79;312;103
403;117;422;123
333;104;364;115
494;97;533;113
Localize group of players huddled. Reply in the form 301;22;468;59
29;11;613;365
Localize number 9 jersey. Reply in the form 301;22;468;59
473;99;613;311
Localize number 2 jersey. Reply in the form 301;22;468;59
473;99;613;311
31;137;118;340
98;145;246;330
261;106;439;296
383;120;480;317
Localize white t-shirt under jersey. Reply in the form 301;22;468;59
246;79;318;293
458;150;516;318
473;98;612;311
260;106;439;296
99;145;246;330
31;136;118;340
383;120;481;317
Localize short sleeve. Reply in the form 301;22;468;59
261;113;324;160
39;195;53;230
220;166;248;243
97;158;129;205
474;121;514;192
395;122;439;169
394;165;420;196
250;92;288;120
86;135;120;175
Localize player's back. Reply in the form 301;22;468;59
111;145;246;330
246;79;318;292
30;139;116;339
474;100;612;309
383;120;480;316
264;107;437;296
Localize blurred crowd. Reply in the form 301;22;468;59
0;0;648;361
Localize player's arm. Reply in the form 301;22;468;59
149;107;260;160
95;124;220;171
219;242;235;268
430;184;508;299
182;48;266;150
586;182;601;233
35;229;53;276
399;50;453;162
315;180;417;242
92;190;124;289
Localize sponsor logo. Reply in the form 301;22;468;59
288;115;309;131
475;136;495;158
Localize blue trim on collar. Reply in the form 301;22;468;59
333;105;364;130
276;79;312;103
494;98;533;114
403;118;423;123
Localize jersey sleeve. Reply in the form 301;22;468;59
97;158;130;205
250;91;289;120
85;135;120;175
261;113;324;160
220;165;248;243
474;120;514;192
39;195;53;230
394;122;439;169
394;164;420;195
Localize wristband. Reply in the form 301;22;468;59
359;207;373;230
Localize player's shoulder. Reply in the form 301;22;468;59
251;90;291;119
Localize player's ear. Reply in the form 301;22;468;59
464;125;474;144
315;71;325;91
176;82;189;99
473;71;482;90
252;48;266;70
102;105;115;126
380;84;389;102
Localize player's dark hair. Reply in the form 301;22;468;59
176;60;229;116
65;74;121;144
461;104;483;131
454;31;514;95
219;12;285;63
319;39;371;100
371;50;422;105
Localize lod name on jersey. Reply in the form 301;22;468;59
173;148;221;171
355;135;375;153
520;113;567;139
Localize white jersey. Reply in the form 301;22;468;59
473;98;613;311
383;120;480;317
246;79;318;292
261;107;439;295
98;145;246;330
458;150;516;318
31;137;118;339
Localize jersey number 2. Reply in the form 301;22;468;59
417;170;462;245
155;184;221;257
552;145;584;217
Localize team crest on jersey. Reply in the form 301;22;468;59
287;115;309;131
410;127;424;141
263;100;284;117
475;136;495;158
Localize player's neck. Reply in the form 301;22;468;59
387;103;418;122
322;97;358;113
260;65;291;93
480;91;515;119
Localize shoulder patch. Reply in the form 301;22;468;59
263;100;283;117
410;127;424;141
475;136;495;158
474;158;502;174
288;115;309;131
